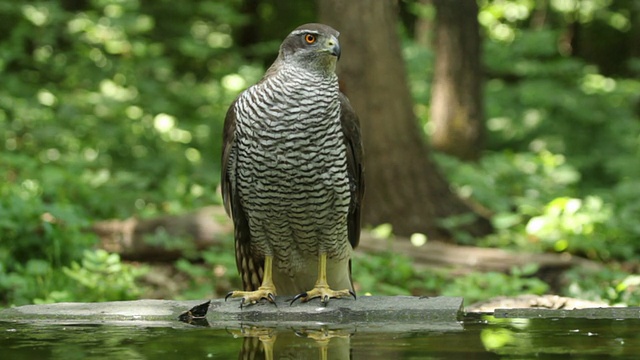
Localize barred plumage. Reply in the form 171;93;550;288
222;23;364;305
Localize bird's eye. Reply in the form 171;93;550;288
304;34;316;44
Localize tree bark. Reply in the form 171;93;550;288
413;0;435;49
571;0;639;77
318;0;492;240
430;0;484;160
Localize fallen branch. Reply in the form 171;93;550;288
357;233;600;274
91;206;600;275
92;206;232;260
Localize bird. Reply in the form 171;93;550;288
221;23;364;307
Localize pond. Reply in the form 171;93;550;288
3;313;640;359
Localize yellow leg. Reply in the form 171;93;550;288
306;329;351;360
291;253;355;305
261;333;275;360
231;327;277;360
226;256;277;307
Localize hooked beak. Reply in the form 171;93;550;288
327;35;341;60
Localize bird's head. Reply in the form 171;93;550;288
277;23;341;75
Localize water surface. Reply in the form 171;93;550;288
2;314;639;359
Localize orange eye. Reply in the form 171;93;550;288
304;34;316;44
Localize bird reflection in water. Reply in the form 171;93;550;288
232;325;352;360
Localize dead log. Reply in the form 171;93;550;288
357;233;601;274
91;206;601;276
92;206;232;260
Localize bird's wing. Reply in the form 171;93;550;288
220;100;236;217
339;93;365;249
221;100;264;291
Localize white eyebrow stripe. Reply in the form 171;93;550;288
290;29;320;36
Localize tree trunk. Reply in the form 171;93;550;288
571;0;640;77
413;0;435;49
429;0;484;160
318;0;492;240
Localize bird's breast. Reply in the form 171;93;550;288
233;77;351;270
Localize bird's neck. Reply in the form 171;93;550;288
274;64;339;91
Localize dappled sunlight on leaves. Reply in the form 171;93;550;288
441;267;549;306
1;0;639;308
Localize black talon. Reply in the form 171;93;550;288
225;291;234;302
290;292;307;306
240;298;246;309
267;293;277;306
322;295;330;305
349;290;357;300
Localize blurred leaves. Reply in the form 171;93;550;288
0;0;253;306
1;0;640;307
442;267;550;306
425;0;640;304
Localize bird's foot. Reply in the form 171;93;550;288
290;285;355;305
228;326;277;359
225;286;277;308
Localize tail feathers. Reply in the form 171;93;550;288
235;233;264;291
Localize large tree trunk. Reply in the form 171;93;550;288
429;0;484;160
413;0;435;49
318;0;492;240
571;0;640;76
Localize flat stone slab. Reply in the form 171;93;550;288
0;296;464;332
494;307;640;319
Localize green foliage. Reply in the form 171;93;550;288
352;252;421;296
352;250;549;306
441;266;549;306
174;258;217;300
436;149;580;214
0;249;146;305
485;34;640;190
171;242;240;300
60;249;147;303
2;0;639;307
525;196;631;259
0;178;95;267
0;0;254;306
436;151;635;261
563;266;640;306
431;2;640;265
424;0;640;304
477;5;640;261
1;0;253;221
